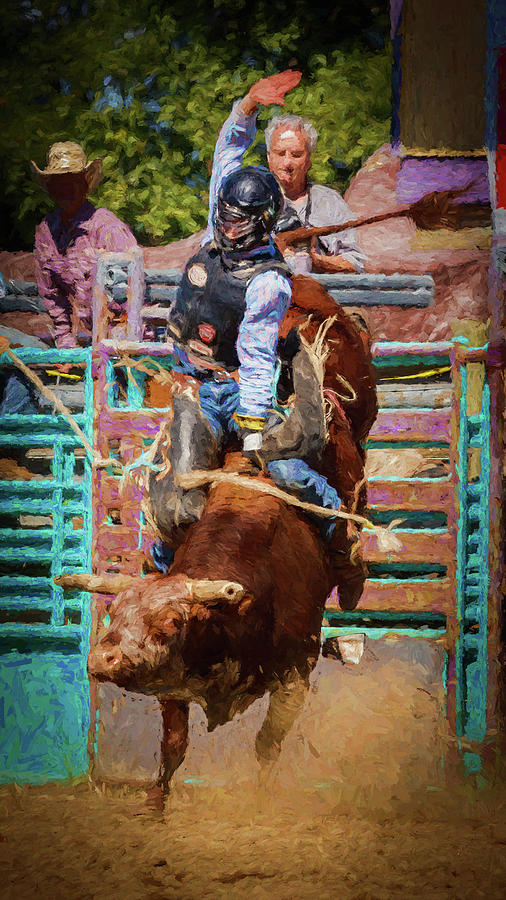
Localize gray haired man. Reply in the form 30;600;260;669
222;70;365;274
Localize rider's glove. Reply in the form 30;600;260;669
233;412;266;467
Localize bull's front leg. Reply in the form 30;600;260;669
159;696;189;791
147;697;189;808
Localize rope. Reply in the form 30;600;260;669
0;339;121;470
120;423;170;492
378;365;451;382
112;354;176;387
174;468;402;552
324;374;357;403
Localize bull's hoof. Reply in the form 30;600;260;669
334;562;367;611
144;784;167;814
322;633;365;664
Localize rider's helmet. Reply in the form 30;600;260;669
214;166;283;252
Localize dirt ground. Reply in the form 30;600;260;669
1;636;505;900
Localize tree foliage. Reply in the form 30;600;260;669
0;0;391;249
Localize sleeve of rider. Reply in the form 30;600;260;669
204;100;259;245
236;270;292;419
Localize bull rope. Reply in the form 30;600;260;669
175;469;402;552
1;341;398;548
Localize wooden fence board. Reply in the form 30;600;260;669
99;409;166;439
369;409;452;443
367;477;453;511
360;528;454;564
377;385;452;408
327;577;452;614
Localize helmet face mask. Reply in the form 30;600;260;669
214;166;282;252
215;199;269;250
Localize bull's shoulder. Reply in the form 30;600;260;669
289;274;337;318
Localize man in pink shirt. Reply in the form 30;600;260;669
0;142;138;413
31;141;137;348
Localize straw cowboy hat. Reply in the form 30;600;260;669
30;141;103;193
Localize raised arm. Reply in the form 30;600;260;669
205;70;302;242
205;104;258;242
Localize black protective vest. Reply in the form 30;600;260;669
169;244;291;370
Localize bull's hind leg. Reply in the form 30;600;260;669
255;668;308;769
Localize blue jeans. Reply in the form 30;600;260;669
267;458;340;542
199;379;340;537
151;379;340;571
198;379;241;439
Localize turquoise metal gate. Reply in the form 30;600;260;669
0;347;93;783
454;345;491;763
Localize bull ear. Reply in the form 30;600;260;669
186;580;245;605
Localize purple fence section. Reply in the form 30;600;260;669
396;157;489;205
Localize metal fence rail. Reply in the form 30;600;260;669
0;347;93;783
454;350;491;764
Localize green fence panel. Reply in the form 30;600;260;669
0;347;93;784
455;358;491;749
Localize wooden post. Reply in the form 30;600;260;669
92;250;145;345
450;319;489;481
446;336;471;740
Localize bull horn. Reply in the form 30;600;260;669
54;573;136;594
186;579;245;604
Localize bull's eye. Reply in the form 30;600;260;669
101;630;121;645
149;628;167;643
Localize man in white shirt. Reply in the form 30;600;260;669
215;69;365;274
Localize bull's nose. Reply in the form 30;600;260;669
88;646;123;678
103;650;122;667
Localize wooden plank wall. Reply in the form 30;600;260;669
343;341;456;619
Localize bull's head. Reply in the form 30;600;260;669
83;573;246;691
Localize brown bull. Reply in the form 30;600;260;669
87;274;377;797
145;273;376;610
88;466;333;796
